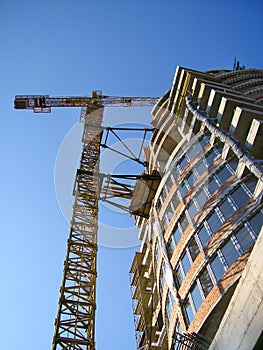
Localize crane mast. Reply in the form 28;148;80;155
14;93;158;349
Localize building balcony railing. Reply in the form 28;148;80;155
172;332;210;350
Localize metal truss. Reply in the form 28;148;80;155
100;127;153;166
14;92;159;349
52;107;103;350
14;93;158;113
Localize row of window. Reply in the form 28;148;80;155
160;210;262;328
166;173;255;258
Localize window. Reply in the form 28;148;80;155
217;166;232;184
235;226;254;252
231;186;250;208
160;263;166;288
208;177;220;195
172;225;182;244
181;252;191;275
206;149;218;166
180;213;189;233
171;166;180;182
210;255;225;281
186;171;197;187
188;201;198;220
188;145;199;160
196;160;207;176
188;237;200;261
214;140;224;154
166;203;174;223
243;175;257;194
228;155;239;172
166;175;175;192
221;239;239;267
248;211;263;236
199;268;213;297
155;244;160;263
171;192;180;209
191;283;203;312
167;291;175;318
196;189;208;209
184;298;194;326
207;211;222;234
180;182;189;198
156;198;162;212
178;156;188;172
175;266;184;287
219;198;235;220
199;134;210;148
198;225;210;247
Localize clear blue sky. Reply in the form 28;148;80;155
1;1;262;349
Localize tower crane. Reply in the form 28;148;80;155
14;92;159;349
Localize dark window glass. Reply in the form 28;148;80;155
235;226;254;252
156;198;162;212
248;212;263;236
188;145;198;160
180;182;188;198
180;213;189;233
196;160;207;176
166;204;174;222
171;166;180;181
160;263;166;287
187;172;196;187
199;135;209;148
228;156;239;172
181;252;191;275
168;237;176;257
198;225;210;247
206;149;218;165
219;199;235;220
188;237;200;261
171;192;180;209
188;201;198;221
208;178;220;195
244;175;257;194
199;268;213;297
191;284;203;311
166;175;174;192
214;140;224;154
221;239;239;267
184;298;194;326
155;245;159;262
167;292;174;318
179;156;188;171
172;226;181;244
175;266;184;286
211;255;225;281
196;189;208;209
207;211;222;234
162;216;168;231
217;166;232;184
231;187;250;208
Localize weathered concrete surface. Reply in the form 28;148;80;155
209;228;263;350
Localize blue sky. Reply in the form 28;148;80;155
1;1;262;349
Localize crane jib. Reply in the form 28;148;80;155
14;94;159;112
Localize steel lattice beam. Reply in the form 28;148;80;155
52;107;103;350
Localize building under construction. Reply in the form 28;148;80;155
130;66;263;350
14;66;263;350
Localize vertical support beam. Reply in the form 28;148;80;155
52;107;104;350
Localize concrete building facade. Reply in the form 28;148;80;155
129;67;263;350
